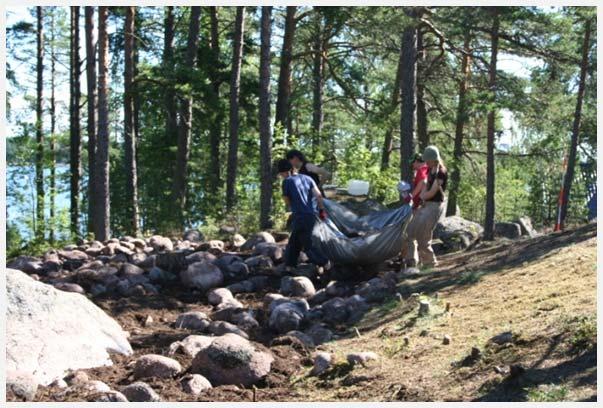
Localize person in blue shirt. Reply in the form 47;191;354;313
276;159;329;269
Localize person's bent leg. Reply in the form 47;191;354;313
284;216;304;267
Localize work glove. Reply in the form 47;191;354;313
319;209;327;220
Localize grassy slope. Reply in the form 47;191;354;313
292;222;597;402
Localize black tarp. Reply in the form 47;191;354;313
312;199;413;265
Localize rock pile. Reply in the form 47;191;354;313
7;228;406;401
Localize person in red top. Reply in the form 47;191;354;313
401;153;429;209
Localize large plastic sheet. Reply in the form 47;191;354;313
312;199;413;265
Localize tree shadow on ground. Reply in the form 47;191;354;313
401;222;596;298
474;346;596;401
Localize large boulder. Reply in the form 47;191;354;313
180;261;224;292
516;216;538;238
190;333;274;387
6;269;132;386
495;222;522;240
355;277;395;303
434;216;483;251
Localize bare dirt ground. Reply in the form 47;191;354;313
31;222;597;402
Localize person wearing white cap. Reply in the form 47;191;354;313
401;145;448;268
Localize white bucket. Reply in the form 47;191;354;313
347;180;370;196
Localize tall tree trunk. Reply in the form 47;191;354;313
274;6;297;139
124;6;139;236
95;6;110;241
399;23;417;184
259;6;273;230
380;53;403;171
311;10;324;153
416;29;429;152
558;18;592;229
85;6;97;234
49;9;56;244
35;6;44;241
173;6;201;220
163;6;178;146
446;30;472;217
225;6;246;211
70;6;81;238
207;6;222;197
484;9;499;241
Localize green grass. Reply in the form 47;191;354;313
458;270;486;284
567;315;596;354
525;384;569;402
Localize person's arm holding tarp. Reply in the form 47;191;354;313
313;182;328;220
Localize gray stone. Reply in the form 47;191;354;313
58;249;89;262
310;352;331;376
495;222;522;239
434;216;483;251
269;302;306;333
181;374;212;395
207;288;234;306
148;267;176;283
121;381;161;402
181;261;224;292
6;370;38;401
53;282;85;294
309;288;330;305
248;275;269;291
326;280;351;297
347;351;379;366
284;330;315;348
320;297;349;324
226;280;255;294
443;334;451;345
490;331;514;345
280;276;316;298
190;333;274;387
232;234;246;248
149;235;174;252
93;390;129;402
517;216;538;238
175;311;210;331
223;262;250;282
263;293;285;310
244;255;274;271
240;231;275;251
304;324;333;345
268;297;310;315
253;242;283;261
215;297;244;311
133;354;182;379
7;255;44;274
169;335;214;357
355;277;394;303
208;320;249;339
185;251;217;265
119;263;144;278
6;269;132;385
